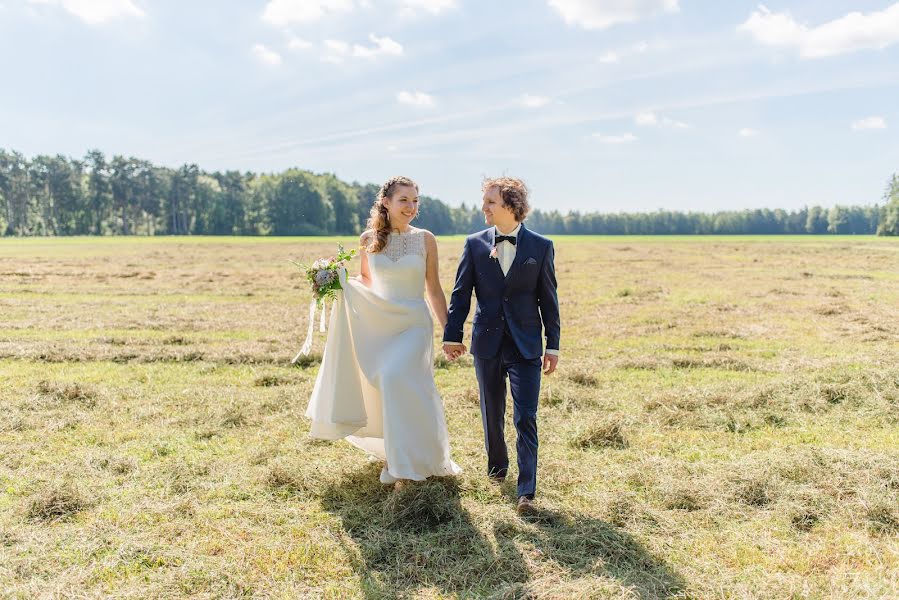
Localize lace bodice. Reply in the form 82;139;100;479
381;229;426;262
368;229;427;302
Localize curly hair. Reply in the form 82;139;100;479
483;176;530;222
365;175;419;253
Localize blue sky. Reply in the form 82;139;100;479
2;0;898;213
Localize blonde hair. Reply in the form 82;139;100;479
365;176;419;253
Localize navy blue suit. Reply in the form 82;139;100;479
444;224;560;499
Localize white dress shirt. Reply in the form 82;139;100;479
446;224;559;357
495;223;520;276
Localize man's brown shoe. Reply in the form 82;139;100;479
489;474;506;485
516;496;535;516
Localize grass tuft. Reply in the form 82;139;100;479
166;460;210;495
566;368;598;387
461;388;480;405
219;403;247;428
253;373;298;387
866;502;899;535
382;478;462;531
35;380;99;407
570;419;628;450
790;508;821;532
736;478;772;507
291;353;322;368
26;481;90;522
433;354;452;369
663;487;704;512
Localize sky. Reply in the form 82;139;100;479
1;0;898;213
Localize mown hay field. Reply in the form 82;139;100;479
0;235;897;599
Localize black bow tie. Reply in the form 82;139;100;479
495;235;516;246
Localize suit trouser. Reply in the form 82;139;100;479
474;333;541;499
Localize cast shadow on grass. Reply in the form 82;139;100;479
494;504;688;599
321;465;688;599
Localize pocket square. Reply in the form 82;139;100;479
524;257;537;265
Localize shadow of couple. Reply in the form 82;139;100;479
319;464;689;599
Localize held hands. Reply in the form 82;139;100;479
443;343;467;361
443;344;557;373
542;354;559;375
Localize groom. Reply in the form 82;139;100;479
443;177;560;515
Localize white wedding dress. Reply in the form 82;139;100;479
305;229;462;481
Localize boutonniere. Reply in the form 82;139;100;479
489;246;499;261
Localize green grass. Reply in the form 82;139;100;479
1;235;898;598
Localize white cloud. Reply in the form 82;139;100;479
593;132;638;144
252;44;283;66
738;128;759;137
599;51;620;63
288;36;313;50
397;90;435;107
738;3;899;58
635;111;688;128
322;39;350;63
599;39;658;64
324;39;349;53
519;94;551;108
261;0;354;26
399;0;456;17
27;0;145;25
635;112;657;126
322;34;403;62
548;0;679;30
851;116;887;131
352;34;403;58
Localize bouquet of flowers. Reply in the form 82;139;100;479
292;244;357;361
293;244;357;306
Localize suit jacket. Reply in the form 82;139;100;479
444;224;560;360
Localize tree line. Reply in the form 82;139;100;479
2;149;898;236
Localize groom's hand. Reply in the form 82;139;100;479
542;354;558;375
443;343;466;360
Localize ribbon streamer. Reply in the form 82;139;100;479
293;269;347;363
293;299;317;363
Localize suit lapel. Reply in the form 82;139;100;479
483;229;504;282
503;224;528;284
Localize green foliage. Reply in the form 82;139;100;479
805;205;828;234
321;174;359;235
0;148;891;237
416;194;455;234
0;149;31;235
269;170;333;235
877;173;899;236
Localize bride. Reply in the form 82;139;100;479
305;175;462;488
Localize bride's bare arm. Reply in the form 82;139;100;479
423;231;448;331
357;231;372;287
